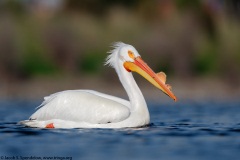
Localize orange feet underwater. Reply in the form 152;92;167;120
45;123;55;128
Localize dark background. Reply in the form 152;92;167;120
0;0;239;101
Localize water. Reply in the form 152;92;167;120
0;100;240;160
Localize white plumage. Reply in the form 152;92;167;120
20;42;177;128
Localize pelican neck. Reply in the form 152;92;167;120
117;64;148;112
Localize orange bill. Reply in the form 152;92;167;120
124;57;177;101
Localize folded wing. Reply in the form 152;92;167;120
30;90;130;124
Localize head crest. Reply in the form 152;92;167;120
105;42;128;67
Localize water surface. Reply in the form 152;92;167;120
0;100;240;160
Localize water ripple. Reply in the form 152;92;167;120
0;100;240;160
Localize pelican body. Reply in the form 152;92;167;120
20;42;177;128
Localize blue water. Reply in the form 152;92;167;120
0;100;240;160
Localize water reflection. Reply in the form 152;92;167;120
0;100;240;160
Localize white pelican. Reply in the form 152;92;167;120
20;42;177;129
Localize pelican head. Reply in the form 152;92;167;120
106;42;177;101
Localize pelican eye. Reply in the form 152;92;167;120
128;50;135;59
